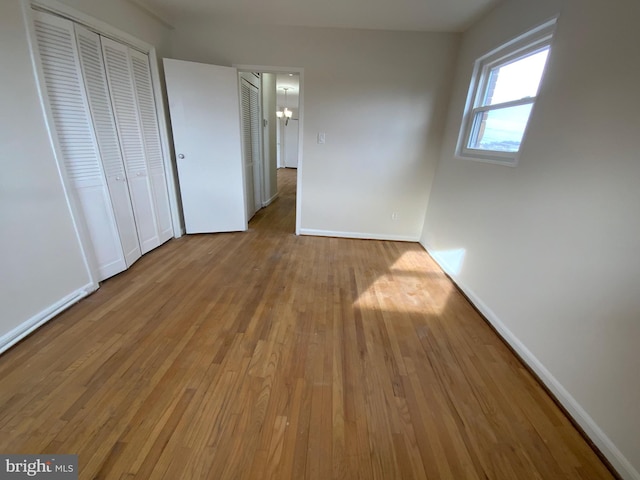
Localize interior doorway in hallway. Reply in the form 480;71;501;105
235;65;303;234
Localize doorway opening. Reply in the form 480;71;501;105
235;65;303;234
275;74;300;169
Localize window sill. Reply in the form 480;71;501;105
455;150;519;167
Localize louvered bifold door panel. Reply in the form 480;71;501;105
249;86;262;211
32;11;126;280
100;37;160;254
240;80;256;220
74;25;141;268
129;49;172;243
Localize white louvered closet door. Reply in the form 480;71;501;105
32;11;126;281
129;50;173;243
248;85;262;213
240;79;256;220
74;26;142;268
101;37;160;254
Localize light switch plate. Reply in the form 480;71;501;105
317;132;326;144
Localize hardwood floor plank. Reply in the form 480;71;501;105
0;168;616;479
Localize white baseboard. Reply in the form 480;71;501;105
0;283;96;355
424;243;640;480
262;191;279;208
299;228;420;243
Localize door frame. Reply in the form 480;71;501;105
283;118;300;169
239;72;265;219
234;64;304;235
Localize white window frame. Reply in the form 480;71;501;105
457;18;557;166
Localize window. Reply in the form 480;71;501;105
458;19;557;165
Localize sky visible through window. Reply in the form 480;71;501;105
475;48;549;152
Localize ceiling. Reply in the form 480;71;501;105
130;0;502;32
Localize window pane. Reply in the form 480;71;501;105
484;47;550;106
469;104;533;152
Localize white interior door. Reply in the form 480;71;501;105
75;25;141;269
129;49;173;243
101;37;160;254
249;84;263;212
33;12;127;281
241;79;256;220
163;59;246;234
284;118;299;168
240;75;263;220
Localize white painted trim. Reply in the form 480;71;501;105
296;70;304;236
423;241;640;480
148;50;183;238
21;1;99;290
263;191;279;208
300;229;420;243
0;284;95;355
454;152;520;167
234;65;304;236
456;17;558;167
260;74;275;208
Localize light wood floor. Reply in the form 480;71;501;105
0;168;614;479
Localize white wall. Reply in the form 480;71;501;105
0;0;173;351
261;73;278;203
0;0;91;346
421;0;640;477
55;0;172;57
170;21;459;241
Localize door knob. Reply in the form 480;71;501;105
178;154;185;159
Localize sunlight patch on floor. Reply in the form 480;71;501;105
353;249;457;315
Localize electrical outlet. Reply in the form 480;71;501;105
391;212;399;221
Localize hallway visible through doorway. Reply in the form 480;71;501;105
249;168;296;234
